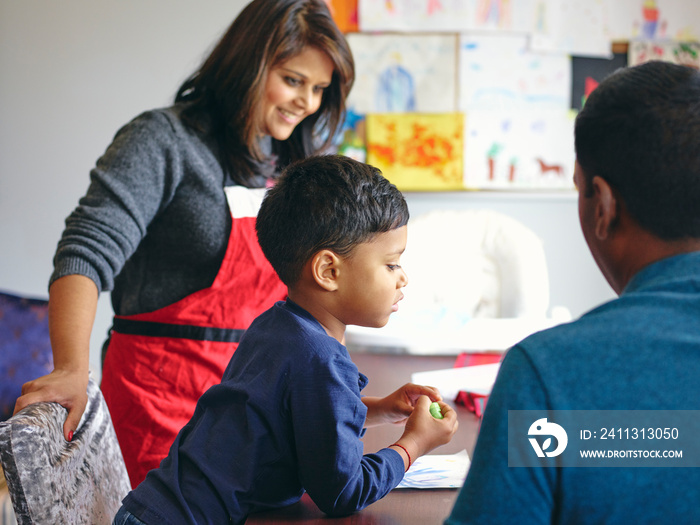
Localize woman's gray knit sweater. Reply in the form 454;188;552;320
51;105;234;316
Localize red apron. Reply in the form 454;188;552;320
101;186;287;488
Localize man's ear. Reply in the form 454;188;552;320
311;250;341;291
592;175;619;240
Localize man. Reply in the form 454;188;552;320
445;61;700;524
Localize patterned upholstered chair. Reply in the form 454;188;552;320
0;291;53;422
0;375;130;524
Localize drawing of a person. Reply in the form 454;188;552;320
642;0;659;39
376;52;416;112
477;0;511;28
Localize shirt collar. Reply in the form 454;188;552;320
622;251;700;295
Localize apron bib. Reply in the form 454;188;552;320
101;186;287;488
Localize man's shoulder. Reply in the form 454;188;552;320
520;271;697;355
517;298;620;348
506;296;642;378
505;286;695;398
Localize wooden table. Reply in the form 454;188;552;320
247;352;481;524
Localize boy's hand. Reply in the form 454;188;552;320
363;383;442;427
394;396;459;463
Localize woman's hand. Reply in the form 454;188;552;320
14;369;89;441
363;383;442;427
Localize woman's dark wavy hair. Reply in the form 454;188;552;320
575;60;700;239
175;0;354;186
256;155;410;286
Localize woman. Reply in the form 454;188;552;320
14;0;354;488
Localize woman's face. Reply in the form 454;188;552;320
261;46;334;140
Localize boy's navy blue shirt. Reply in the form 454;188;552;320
120;299;405;524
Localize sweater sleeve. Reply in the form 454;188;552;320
50;109;185;292
290;348;405;517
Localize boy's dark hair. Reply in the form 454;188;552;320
256;155;409;286
574;60;700;240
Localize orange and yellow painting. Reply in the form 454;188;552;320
366;113;464;191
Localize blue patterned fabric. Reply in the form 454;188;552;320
0;291;52;422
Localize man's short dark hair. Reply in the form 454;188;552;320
256;155;409;286
575;60;700;239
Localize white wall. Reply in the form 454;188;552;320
0;0;249;377
0;1;615;378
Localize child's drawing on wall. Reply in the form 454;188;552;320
674;43;700;69
535;157;564;178
641;0;663;39
459;34;570;112
323;0;358;33
508;157;518;182
476;0;511;29
359;0;473;32
376;52;416;112
347;33;457;114
534;0;546;34
629;41;700;69
427;0;443;16
464;109;575;190
606;0;699;42
486;143;502;181
336;109;366;162
366;113;464;191
629;41;665;64
359;0;538;33
529;0;609;57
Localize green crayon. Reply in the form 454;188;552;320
429;402;443;419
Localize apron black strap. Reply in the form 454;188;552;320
111;317;245;343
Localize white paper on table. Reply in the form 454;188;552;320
411;363;501;401
396;449;470;489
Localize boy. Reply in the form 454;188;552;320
114;155;458;524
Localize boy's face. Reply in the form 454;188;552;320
336;226;408;328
